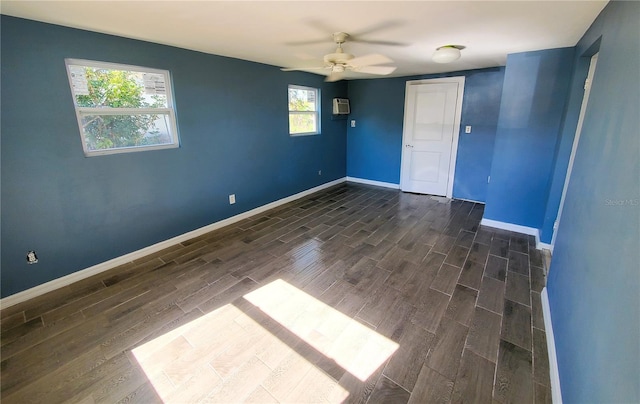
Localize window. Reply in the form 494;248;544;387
65;59;179;156
288;85;320;136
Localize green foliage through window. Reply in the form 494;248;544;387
288;85;319;135
66;59;178;156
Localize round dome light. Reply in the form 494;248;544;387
432;46;461;63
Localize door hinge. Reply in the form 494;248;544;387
584;78;590;90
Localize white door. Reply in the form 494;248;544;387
400;78;464;197
550;53;599;250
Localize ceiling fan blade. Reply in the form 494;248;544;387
348;53;394;67
352;65;397;76
350;20;403;38
349;38;409;47
281;66;326;72
325;72;345;82
285;19;337;46
284;38;329;46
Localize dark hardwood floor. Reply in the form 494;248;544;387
0;183;551;403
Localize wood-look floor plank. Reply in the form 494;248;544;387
494;339;534;403
333;365;382;404
474;228;493;245
368;375;411;404
444;284;478;327
455;230;475;248
431;234;457;255
467;242;490;265
0;311;25;332
507;250;530;277
533;327;551;387
113;380;163;404
407;365;454;404
386;260;419;292
451;349;495;404
431;264;462;295
1;346;108;404
476;276;505;315
466;306;502;363
376;299;417;343
535;382;553;404
484;254;507;281
1;310;86;360
1;316;43;347
444;245;469;268
383;322;435;392
411;288;450;333
490;238;510;258
357;285;401;328
457;259;484;290
424;318;469;380
531;265;546;292
531;291;545;330
501;299;532;351
23;281;108;321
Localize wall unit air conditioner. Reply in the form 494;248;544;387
332;98;350;115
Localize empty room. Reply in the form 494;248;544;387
1;1;638;403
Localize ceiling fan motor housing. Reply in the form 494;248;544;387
324;51;354;65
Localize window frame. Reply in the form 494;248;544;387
288;84;320;136
65;58;180;157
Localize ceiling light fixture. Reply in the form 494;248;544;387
432;45;462;63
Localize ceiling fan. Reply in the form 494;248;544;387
281;32;397;82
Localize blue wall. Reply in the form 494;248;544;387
483;48;574;228
346;68;505;202
346;77;406;184
547;1;640;402
538;55;592;244
0;16;347;297
454;69;505;202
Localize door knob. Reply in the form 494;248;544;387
406;144;414;148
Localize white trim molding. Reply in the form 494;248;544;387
480;218;538;236
538;241;553;252
346;176;400;189
480;218;552;251
541;287;563;404
1;177;347;308
455;197;485;204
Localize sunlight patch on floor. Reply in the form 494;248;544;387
131;299;349;402
244;279;399;381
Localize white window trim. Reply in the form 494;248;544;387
288;84;320;136
65;58;179;156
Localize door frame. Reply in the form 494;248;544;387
400;77;465;198
550;53;599;250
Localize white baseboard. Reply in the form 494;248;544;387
1;178;347;309
541;287;563;404
346;176;400;189
537;240;553;252
454;197;485;204
480;218;552;251
480;218;538;236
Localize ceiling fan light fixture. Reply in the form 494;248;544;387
432;45;462;63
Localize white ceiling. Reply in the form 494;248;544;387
1;1;608;80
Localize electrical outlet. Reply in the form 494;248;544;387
229;194;236;204
27;250;38;264
318;170;322;176
350;120;356;127
465;125;472;133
